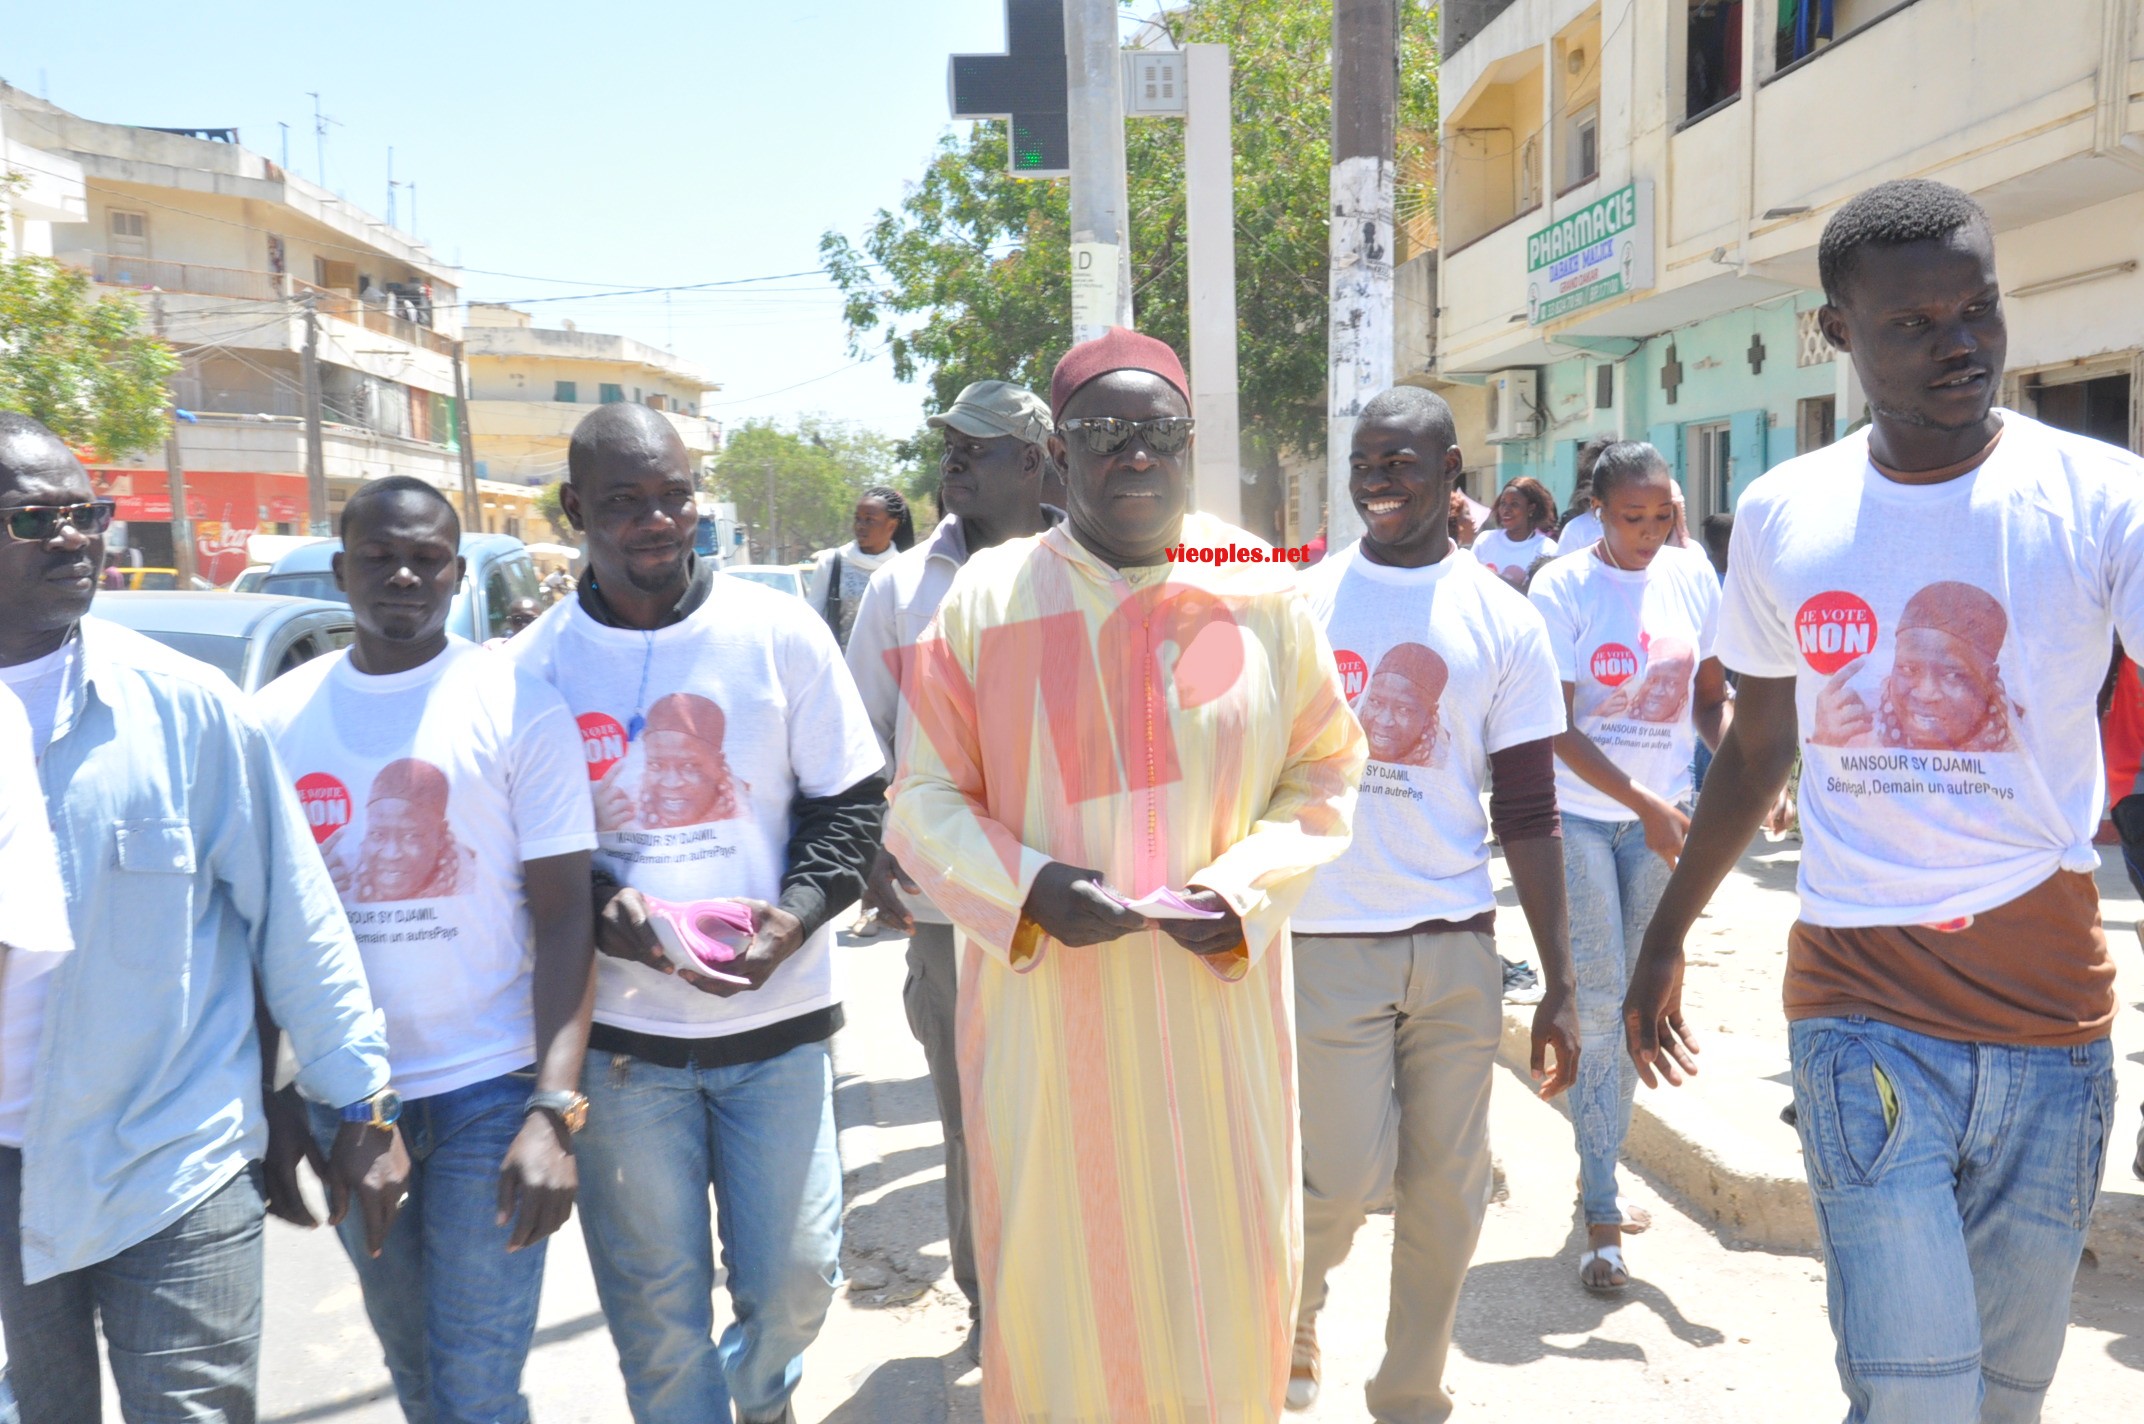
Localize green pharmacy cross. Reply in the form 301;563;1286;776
949;0;1070;178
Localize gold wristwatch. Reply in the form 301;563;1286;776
525;1090;589;1135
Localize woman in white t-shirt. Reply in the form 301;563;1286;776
1470;476;1559;591
1528;442;1732;1292
804;485;916;651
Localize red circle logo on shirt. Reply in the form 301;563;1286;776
578;712;629;781
1795;592;1879;675
294;773;351;846
1590;642;1639;687
1333;649;1368;702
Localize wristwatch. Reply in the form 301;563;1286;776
339;1086;402;1131
525;1089;589;1135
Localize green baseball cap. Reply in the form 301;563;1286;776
927;380;1052;448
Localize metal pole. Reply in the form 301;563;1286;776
301;293;329;536
1064;0;1134;341
1185;43;1241;527
1327;0;1398;549
152;296;197;586
452;344;482;533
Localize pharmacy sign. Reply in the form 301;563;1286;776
1527;181;1655;325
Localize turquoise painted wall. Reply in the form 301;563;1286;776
1490;293;1838;511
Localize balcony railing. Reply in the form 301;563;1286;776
293;279;455;357
84;252;289;304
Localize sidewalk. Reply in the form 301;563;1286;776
1489;839;2144;1271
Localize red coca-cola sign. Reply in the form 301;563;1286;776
1795;591;1878;675
294;773;351;845
578;712;629;780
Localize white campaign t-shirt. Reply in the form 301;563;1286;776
0;645;83;1147
1530;543;1720;822
510;578;883;1038
1295;543;1567;932
1718;411;2144;926
1470;528;1558;590
1559;510;1603;553
806;541;898;648
256;639;596;1099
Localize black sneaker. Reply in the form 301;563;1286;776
1501;956;1544;1005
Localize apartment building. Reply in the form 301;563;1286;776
0;82;467;581
1431;0;2144;521
463;302;721;487
1;102;84;260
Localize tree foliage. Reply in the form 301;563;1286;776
711;416;923;565
820;0;1439;465
0;250;178;461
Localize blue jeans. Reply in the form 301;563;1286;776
1563;812;1672;1226
0;1151;262;1423
1790;1017;2115;1423
575;1039;842;1424
306;1070;547;1424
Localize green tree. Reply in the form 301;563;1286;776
712;415;917;564
0;216;178;459
820;0;1438;475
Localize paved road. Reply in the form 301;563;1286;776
229;916;2141;1423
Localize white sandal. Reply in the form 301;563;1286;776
1579;1243;1629;1292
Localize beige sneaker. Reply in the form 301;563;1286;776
1285;1318;1320;1410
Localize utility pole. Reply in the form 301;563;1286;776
1183;44;1241;526
1065;0;1134;340
152;296;197;586
1327;0;1398;549
386;147;395;228
301;292;329;536
452;343;482;533
278;120;290;171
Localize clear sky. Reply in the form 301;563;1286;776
4;0;1155;438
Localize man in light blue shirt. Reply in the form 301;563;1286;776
0;412;407;1423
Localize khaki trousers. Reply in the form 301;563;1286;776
903;922;980;1317
1294;928;1502;1424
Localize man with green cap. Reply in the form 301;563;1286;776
843;377;1061;1360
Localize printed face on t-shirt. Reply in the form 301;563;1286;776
640;728;737;826
1597;636;1696;725
1495;564;1530;593
1807;580;2020;753
593;692;749;832
1356;643;1450;767
320;758;471;904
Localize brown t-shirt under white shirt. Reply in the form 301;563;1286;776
1787;871;2115;1047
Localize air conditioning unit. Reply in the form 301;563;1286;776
1484;369;1540;443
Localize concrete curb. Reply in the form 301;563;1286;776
1496;1005;2144;1275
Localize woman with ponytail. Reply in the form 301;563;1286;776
806;485;915;649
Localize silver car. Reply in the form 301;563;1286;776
92;592;355;693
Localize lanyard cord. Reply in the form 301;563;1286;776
626;631;656;742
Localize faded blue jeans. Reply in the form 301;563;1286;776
0;1152;262;1423
1563;812;1672;1226
1790;1016;2115;1423
575;1039;842;1424
306;1069;547;1424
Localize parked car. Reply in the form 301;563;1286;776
227;564;270;593
722;564;805;598
92;592;355;693
102;566;216;591
257;533;542;643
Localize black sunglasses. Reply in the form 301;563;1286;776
4;500;116;543
1058;416;1196;457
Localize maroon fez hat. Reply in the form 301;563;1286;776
1049;327;1191;421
